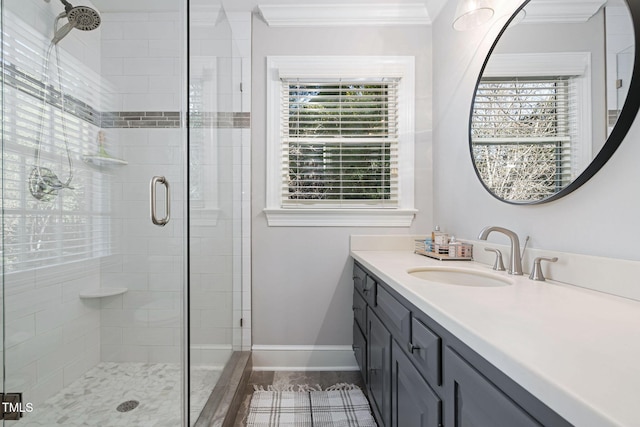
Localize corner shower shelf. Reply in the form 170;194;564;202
82;155;128;167
79;287;128;299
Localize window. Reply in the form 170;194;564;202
284;79;398;205
472;77;574;201
1;15;110;273
473;52;592;202
265;56;416;227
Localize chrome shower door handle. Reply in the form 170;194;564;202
150;176;171;226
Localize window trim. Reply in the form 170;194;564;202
265;56;416;227
481;52;593;174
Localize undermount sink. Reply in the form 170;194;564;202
407;266;513;287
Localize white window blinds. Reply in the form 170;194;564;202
1;15;110;274
471;77;574;202
280;78;399;207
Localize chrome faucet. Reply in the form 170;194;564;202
478;226;523;275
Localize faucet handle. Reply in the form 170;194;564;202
484;248;506;271
529;256;558;281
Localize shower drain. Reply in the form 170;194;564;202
116;400;140;413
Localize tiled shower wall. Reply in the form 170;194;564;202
2;0;104;407
98;8;252;366
97;10;187;364
2;1;252;408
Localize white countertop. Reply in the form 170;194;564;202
351;249;640;427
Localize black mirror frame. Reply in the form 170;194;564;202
469;0;640;205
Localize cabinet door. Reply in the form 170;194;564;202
353;321;367;383
445;347;542;427
353;288;367;335
391;340;441;427
368;308;391;427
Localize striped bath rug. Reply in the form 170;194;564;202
246;383;377;426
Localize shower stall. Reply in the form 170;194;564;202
1;0;247;425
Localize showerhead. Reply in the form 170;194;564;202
52;2;101;44
67;6;101;31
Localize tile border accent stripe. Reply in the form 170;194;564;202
2;63;250;129
3;62;101;127
101;111;181;128
102;112;251;129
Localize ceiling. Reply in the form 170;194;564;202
89;0;448;21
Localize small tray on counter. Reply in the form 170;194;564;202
414;239;473;261
414;249;473;261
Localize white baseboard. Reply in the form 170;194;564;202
251;345;359;371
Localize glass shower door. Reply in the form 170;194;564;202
1;1;5;423
1;0;190;425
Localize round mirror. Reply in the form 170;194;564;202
470;0;640;204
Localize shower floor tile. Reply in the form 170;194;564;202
11;362;221;427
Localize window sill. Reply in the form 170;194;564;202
263;208;417;227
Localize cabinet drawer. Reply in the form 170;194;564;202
353;263;376;304
376;285;411;343
409;317;441;386
353;322;367;383
353;289;367;334
353;263;367;295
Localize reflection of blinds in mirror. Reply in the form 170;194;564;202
280;79;399;207
471;77;574;202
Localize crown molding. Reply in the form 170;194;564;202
258;3;431;27
521;0;606;24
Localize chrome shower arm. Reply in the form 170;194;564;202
60;0;74;13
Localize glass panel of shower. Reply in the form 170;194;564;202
1;0;239;425
188;1;239;424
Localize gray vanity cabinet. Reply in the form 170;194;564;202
444;347;541;427
352;261;571;427
376;285;411;342
353;289;367;332
353;322;367;383
391;340;442;427
353;288;368;383
354;262;376;305
408;317;441;388
367;307;391;427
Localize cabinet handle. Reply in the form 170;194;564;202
408;343;420;353
352;306;361;311
352;345;360;351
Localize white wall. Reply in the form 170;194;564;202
432;0;640;262
251;17;433;369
